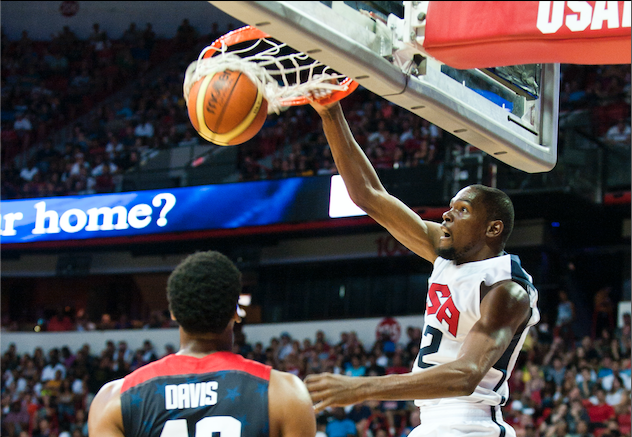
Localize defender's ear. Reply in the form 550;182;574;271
233;305;245;323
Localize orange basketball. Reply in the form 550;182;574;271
186;70;268;146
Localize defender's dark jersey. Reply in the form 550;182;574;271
120;351;271;437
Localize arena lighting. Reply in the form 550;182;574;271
328;175;367;218
238;294;252;307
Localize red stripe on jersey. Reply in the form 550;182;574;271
121;351;271;393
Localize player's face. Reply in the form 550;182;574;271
437;187;488;263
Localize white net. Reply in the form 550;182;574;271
183;36;353;115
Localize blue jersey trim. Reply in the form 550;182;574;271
493;369;507;392
491;406;506;437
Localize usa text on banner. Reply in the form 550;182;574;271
423;1;631;68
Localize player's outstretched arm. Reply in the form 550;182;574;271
268;370;316;437
306;281;531;412
312;101;442;263
87;379;125;437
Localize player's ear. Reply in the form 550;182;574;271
170;311;177;321
486;220;504;239
232;305;245;323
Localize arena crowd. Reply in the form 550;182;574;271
2;311;630;437
1;21;630;200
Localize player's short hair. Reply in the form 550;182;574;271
470;185;515;246
167;251;241;334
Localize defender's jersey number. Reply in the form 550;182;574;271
160;416;241;437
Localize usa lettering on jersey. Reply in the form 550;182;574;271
165;381;218;410
426;283;460;337
537;1;631;34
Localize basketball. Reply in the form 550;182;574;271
186;69;268;146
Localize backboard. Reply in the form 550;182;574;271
208;1;560;173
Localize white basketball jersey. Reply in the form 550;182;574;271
412;254;540;408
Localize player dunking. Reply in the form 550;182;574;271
305;101;540;437
88;251;315;437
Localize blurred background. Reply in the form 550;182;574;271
1;2;630;437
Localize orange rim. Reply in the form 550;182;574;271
206;26;271;57
206;25;358;106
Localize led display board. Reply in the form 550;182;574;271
1;177;345;244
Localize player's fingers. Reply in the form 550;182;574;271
313;399;333;414
303;373;321;384
306;385;332;402
306;384;327;401
304;373;327;389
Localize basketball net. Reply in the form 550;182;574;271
183;26;358;115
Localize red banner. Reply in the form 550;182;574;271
423;1;631;68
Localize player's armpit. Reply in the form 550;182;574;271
87;379;125;437
268;370;316;437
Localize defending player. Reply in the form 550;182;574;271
88;251;315;437
305;101;540;437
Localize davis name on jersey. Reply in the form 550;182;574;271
165;381;219;410
413;254;540;408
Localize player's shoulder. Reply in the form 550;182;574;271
268;370;316;436
88;378;125;435
98;377;125;398
270;369;305;390
270;369;314;410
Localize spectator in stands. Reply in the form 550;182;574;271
13;111;32;149
93;162;116;193
41;350;66;382
605;118;631;147
2;400;30;436
121;22;141;47
142;23;156;52
178;129;199;147
114;314;132;330
140;340;157;363
97;314;116;331
555;289;576;343
19;158;39;183
277;332;294;361
174;18;198;49
74;309;95;332
112;341;132;365
35;140;61;175
47;309;74;332
604;375;627;407
105;134;124;160
326;407;358;437
345;355;367;377
386;354;409;376
134;116;154;138
588;388;617;429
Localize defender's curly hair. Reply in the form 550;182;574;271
167;251;241;334
470;185;515;246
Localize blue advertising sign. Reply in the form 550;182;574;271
0;177;332;244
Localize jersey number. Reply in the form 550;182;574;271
160;417;241;437
417;325;443;369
